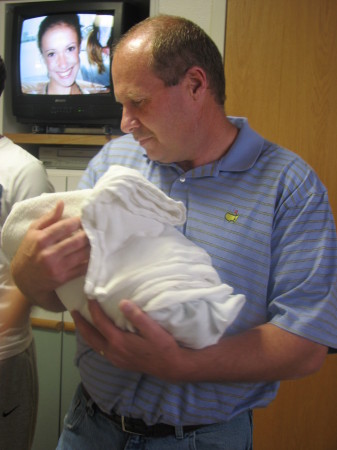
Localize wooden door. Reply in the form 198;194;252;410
225;1;337;449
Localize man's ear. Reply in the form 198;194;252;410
185;66;208;99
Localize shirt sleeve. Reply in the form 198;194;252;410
11;160;54;203
1;159;54;287
268;175;337;349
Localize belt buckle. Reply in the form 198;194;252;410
121;416;143;436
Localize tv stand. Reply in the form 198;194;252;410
31;125;121;136
5;132;116;147
48;125;118;135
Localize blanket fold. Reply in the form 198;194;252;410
2;165;245;349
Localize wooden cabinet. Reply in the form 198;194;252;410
225;1;337;448
4;133;111;147
46;168;84;192
32;328;63;450
31;328;80;450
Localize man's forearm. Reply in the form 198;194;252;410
74;300;328;384
172;323;328;383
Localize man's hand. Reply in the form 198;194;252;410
72;298;328;384
72;299;188;382
11;201;90;312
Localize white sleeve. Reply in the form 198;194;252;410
11;160;54;203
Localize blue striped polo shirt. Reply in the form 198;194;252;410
75;116;337;425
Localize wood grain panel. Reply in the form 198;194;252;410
225;0;337;219
253;357;337;450
225;1;337;448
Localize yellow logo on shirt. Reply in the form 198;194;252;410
225;210;239;223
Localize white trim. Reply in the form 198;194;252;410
150;0;160;16
210;0;226;57
149;0;226;57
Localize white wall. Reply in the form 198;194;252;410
150;0;226;57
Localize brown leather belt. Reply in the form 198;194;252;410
81;384;205;437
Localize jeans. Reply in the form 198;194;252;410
57;383;253;450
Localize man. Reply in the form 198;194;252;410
10;16;337;450
0;55;54;450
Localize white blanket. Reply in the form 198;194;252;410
2;165;245;349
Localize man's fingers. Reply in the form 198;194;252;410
88;300;119;338
31;200;65;230
28;200;87;249
35;216;84;250
45;228;90;259
119;299;167;340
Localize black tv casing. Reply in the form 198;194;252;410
10;0;149;132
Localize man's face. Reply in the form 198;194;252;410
112;40;199;165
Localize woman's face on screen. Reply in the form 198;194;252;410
41;23;80;93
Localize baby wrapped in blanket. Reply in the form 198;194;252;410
2;165;245;349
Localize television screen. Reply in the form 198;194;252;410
20;13;113;96
9;1;149;132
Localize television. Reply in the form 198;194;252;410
9;0;149;134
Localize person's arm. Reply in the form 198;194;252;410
9;192;329;384
10;205;328;383
0;287;31;333
11;202;90;312
72;299;328;384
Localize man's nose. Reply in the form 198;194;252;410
120;109;140;134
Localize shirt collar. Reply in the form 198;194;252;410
144;117;265;175
217;117;265;172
